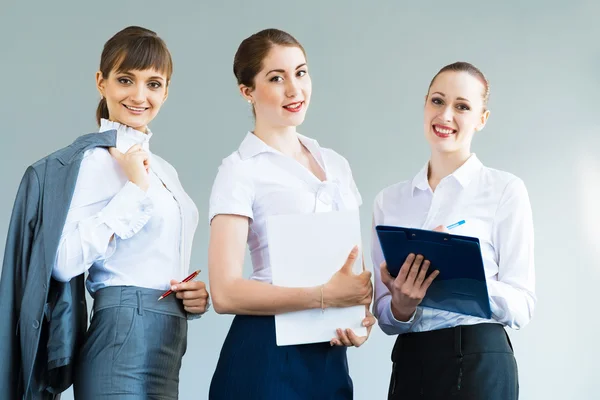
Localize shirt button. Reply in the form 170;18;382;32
32;320;40;329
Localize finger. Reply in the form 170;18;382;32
346;329;367;347
414;260;431;288
171;280;206;292
405;254;424;284
379;262;394;289
336;328;353;346
108;147;123;159
330;338;342;346
432;225;449;233
183;298;207;308
184;306;207;314
126;144;143;154
179;290;209;301
362;316;376;328
397;253;416;283
422;269;440;291
340;246;359;274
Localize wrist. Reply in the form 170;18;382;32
321;282;334;309
132;180;149;192
391;303;415;322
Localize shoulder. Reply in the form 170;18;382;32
321;147;351;169
480;166;528;196
214;150;252;179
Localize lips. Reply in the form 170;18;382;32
123;104;149;114
283;101;304;113
433;124;457;138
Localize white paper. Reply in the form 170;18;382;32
267;209;368;346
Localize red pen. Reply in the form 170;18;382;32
157;269;201;301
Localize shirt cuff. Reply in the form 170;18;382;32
386;302;417;325
100;181;154;239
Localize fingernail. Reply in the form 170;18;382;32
171;285;177;291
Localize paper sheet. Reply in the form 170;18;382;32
267;209;368;346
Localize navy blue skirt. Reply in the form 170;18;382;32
209;315;353;399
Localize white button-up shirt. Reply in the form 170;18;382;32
372;154;535;334
209;132;362;283
52;119;199;295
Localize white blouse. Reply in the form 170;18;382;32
209;132;362;283
372;155;536;333
52;119;199;295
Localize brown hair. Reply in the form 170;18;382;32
428;62;490;109
96;26;173;125
233;28;306;90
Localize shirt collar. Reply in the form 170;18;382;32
411;154;483;195
99;118;152;153
237;131;322;161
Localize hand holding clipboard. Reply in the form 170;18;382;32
377;220;491;319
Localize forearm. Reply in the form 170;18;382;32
212;278;322;315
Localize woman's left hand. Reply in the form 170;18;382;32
330;308;376;347
169;279;211;314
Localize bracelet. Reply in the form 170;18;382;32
320;284;325;313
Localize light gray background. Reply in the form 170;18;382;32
1;1;598;399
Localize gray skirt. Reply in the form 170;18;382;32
73;286;188;399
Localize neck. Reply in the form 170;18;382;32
428;149;471;190
253;120;301;156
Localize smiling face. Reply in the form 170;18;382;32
96;67;168;133
240;44;311;130
424;71;490;155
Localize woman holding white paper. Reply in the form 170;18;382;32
207;28;375;399
372;62;535;400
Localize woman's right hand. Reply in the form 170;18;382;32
323;246;373;308
380;254;439;321
109;144;150;191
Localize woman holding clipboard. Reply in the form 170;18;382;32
371;62;535;400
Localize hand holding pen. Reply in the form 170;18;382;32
159;269;211;315
433;219;466;233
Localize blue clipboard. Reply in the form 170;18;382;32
375;225;492;319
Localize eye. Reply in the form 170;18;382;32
117;77;133;85
270;75;283;83
148;81;162;89
297;70;307;77
456;103;471;111
431;97;443;105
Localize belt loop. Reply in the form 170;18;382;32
136;291;144;316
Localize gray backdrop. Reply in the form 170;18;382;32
1;1;598;399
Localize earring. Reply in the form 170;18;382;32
247;99;252;104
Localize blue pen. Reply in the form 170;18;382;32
446;220;465;230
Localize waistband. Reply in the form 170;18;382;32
392;323;513;361
93;285;186;319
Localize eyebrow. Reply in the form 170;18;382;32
117;71;165;81
265;63;307;76
432;91;470;102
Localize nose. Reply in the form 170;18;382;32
130;83;146;104
285;78;300;98
441;105;453;122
